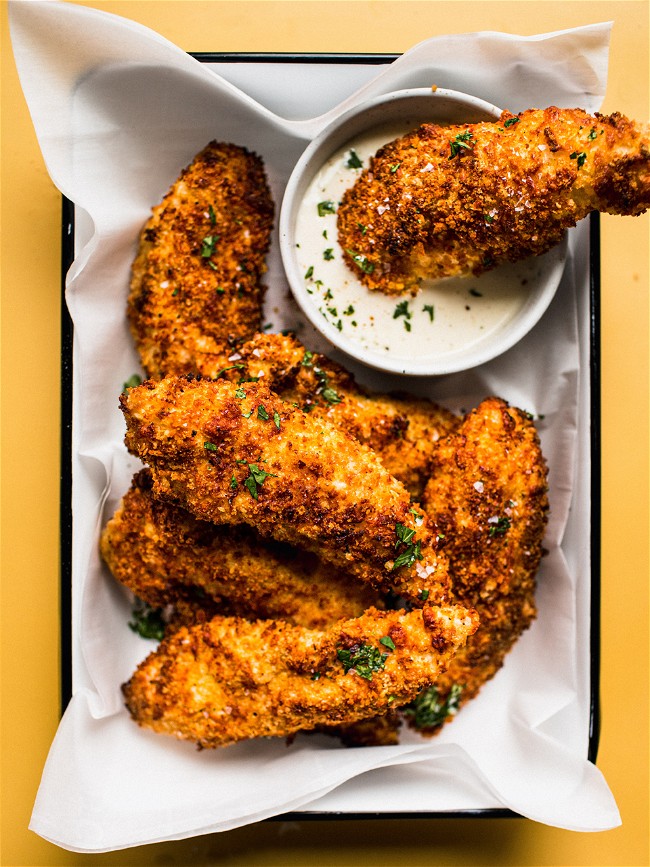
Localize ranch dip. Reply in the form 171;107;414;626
293;124;545;367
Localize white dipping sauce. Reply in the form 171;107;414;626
293;124;545;365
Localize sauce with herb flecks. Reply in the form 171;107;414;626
294;124;540;365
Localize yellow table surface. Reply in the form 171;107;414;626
2;2;648;864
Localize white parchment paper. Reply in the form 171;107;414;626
9;0;620;851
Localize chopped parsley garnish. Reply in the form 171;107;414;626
588;127;598;141
214;364;245;379
346;149;363;169
469;288;483;297
419;589;430;601
393;300;412;331
323;248;335;260
504;117;520;128
337;643;388;680
122;373;142;392
393;522;423;570
128;599;166;641
314;366;342;404
301;350;314;367
422;304;435;322
345;249;374;274
390;162;401;173
201;234;219;258
379;635;396;652
570;151;587;168
257;404;269;421
273;410;281;430
305;265;314;279
488;515;511;536
449;130;473;158
317;200;336;216
243;463;276;499
203;442;218;452
402;683;463;729
208;204;217;225
235;387;247;399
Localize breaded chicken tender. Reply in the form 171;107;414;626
101;469;380;630
120;376;450;604
122;603;479;748
227;332;459;497
337;107;650;295
128;142;274;377
408;397;549;731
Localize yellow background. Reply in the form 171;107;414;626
1;1;648;864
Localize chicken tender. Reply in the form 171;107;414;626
120;375;450;604
227;332;459;497
128;141;274;377
337;107;650;295
122;603;479;748
408;397;549;731
101;469;380;630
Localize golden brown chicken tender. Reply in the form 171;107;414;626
406;397;549;732
122;603;479;748
226;332;459;497
101;468;381;630
337;107;650;295
120;375;450;604
128;141;274;377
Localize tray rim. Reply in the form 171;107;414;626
58;50;602;822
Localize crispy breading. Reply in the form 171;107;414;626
120;375;450;604
101;469;381;630
122;603;479;748
226;332;458;497
337;107;650;295
128;142;274;377
410;397;549;731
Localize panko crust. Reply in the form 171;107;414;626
101;468;381;630
128;141;274;377
337;107;650;295
122;604;479;748
414;397;549;727
120;375;451;604
226;332;459;497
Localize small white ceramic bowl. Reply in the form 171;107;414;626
279;87;567;377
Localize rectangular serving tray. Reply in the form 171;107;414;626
59;52;602;821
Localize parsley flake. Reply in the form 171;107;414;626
570;151;587;168
243;463;277;499
201;234;219;258
393;522;424;570
337;644;388;680
346;149;363;169
122;374;142;392
449;130;473;158
128;599;166;641
403;683;463;729
345;249;374;274
317;201;336;216
488;515;511;536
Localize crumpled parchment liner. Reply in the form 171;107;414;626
9;0;619;851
